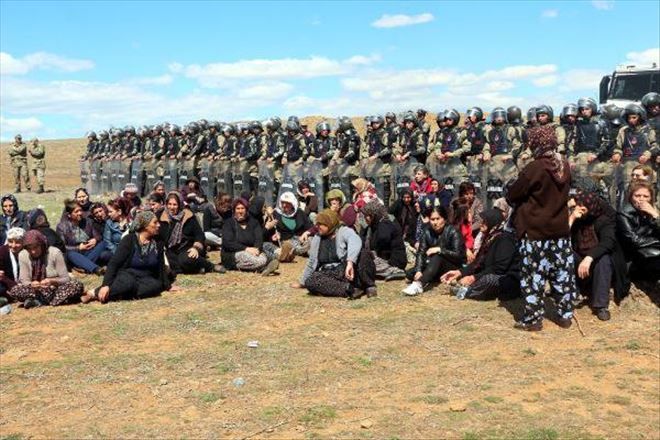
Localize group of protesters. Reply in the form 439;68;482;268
1;96;659;331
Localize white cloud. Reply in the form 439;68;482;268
532;75;559;87
591;0;614;10
237;82;294;100
371;13;434;28
542;9;559;18
557;69;606;92
0;115;44;140
0;51;94;76
130;74;174;86
625;47;660;65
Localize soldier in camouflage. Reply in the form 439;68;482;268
559;103;578;157
427;109;469;195
29;138;46;193
362;115;393;205
416;108;431;146
483;107;521;206
9;134;31;192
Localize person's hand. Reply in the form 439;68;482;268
460;275;476;286
265;219;277;230
482;152;491;162
587;153;597;163
440;270;461;284
413;271;423;281
300;231;311;243
30;280;41;288
290;282;303;289
639;155;649;165
636;201;659;219
369;155;377;163
611;153;621;164
98;286;110;303
578;256;593;279
466;249;475;264
282;157;288;165
187;247;199;259
87;238;97;247
271;231;280;241
570;206;588;225
345;261;354;281
246;247;260;256
39;279;54;288
426;246;441;256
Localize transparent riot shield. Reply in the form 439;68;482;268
117;158;132;193
144;159;158;194
257;160;275;207
178;157;196;188
101;159;112;193
232;160;250;197
110;159;121;193
130;158;144;196
427;155;467;198
392;159;418;198
360;159;386;201
278;162;304;200
80;160;90;193
215;159;233;197
163;158;178;192
485;156;518;208
304;159;325;210
197;157;212;199
327;160;352;200
466;157;486;206
90;160;102;195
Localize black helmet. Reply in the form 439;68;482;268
197;119;209;130
506;106;522;124
370;115;384;126
435;110;447;124
416;108;427;117
385;111;396;121
123;125;135;135
641;92;660;110
287;115;300;124
535;104;554;120
443;109;461;125
599;103;622;121
337;116;353;132
466;107;484;121
85;131;97;139
152;124;163;134
98;130;109;139
137;126;149;137
263;118;274;131
271;116;282;130
402;112;417;126
286;119;300;132
208;121;221;131
526;107;537;123
168;124;180;135
577;97;597;114
560;104;579;121
221;124;235;136
316;121;331;134
249;120;263;132
622;103;647;122
490;107;507;123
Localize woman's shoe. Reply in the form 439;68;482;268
402;282;423;296
514;320;543;332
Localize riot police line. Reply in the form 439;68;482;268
79;93;660;210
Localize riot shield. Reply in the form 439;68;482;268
90;160;102;195
110;159;122;193
130;158;144;196
232;160;250;198
215;159;233;197
485;156;518;208
162;158;178;192
392;159;418;198
257;160;276;207
80;160;90;193
117;158;132;193
304;159;325;210
144;159;158;194
278;162;304;201
427;155;467;198
466;157;486;205
327;160;352;200
178;157;196;189
101;159;112;193
360;159;386;201
198;157;213;199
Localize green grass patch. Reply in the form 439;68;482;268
299;405;337;427
197;391;222;404
483;396;504;404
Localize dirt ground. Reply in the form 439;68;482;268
0;138;659;439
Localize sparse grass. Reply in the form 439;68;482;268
608;395;632;406
197;391;222;404
626;340;642;351
483;396;504;404
299;405;337;427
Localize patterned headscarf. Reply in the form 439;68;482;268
131;210;156;233
28;208;50;229
165;192;185;249
361;200;388;224
315;209;341;236
24;230;49;282
527;125;568;184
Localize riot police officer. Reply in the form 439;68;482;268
362;115;393;205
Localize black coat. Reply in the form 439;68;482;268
617;204;660;259
158;208;205;254
389;200;418;245
415;224;466;273
0;245;18;290
362;219;407;270
221;217;264;270
274;210;312;241
461;231;520;280
102;232;173;292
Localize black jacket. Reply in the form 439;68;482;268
617;204;660;259
221;217;264;270
362;219;407;270
102;232;173;292
158;208;205;254
461;231;520;279
415;224;466;273
389;200;418;245
274;210;312;242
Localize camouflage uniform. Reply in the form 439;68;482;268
9;138;31;192
362;125;393;204
614;122;658;203
29;139;46;193
427;125;469;195
483;123;520;206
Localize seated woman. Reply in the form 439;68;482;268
409;165;433;199
361;201;407;280
440;209;520;301
74;188;93;218
152;181;166;198
1;194;28;244
403;205;466;296
452;182;484;235
264;192;312;263
617;181;660;282
104;198;131;254
27;208;66;255
221;198;279;275
450;197;475;263
0;227;25;298
429;179;452;209
9;230;84;308
297;180;319;222
159;192;222;275
147;192;165;212
351;178;382;212
121;183;142;211
325;189;357;228
57;199;109;275
569;189;628;321
389;188;418;248
82;211;174;303
89;202;108;242
296;209;377;299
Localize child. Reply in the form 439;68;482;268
409;165;433;199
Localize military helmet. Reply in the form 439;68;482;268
385;111;397;121
641;92;660;110
370;115;384;126
560;104;579;121
535;104;554;120
466;107;484;121
263;118;274;131
316;121;331;134
286;118;300;132
197;119;208;129
402;112;417;126
506;106;522;124
577;97;598;114
622;103;647;122
208;121;220;131
136;126;148;137
123;125;135;135
435;110;447;124
526;107;537;123
271;116;282;130
337;116;353;132
85;131;97;139
599;103;622;121
248;121;262;132
15;134;22;140
110;128;122;139
98;130;109;139
221;124;235;136
416;108;427;117
152;124;163;134
490;107;507;123
287;115;300;124
444;109;461;125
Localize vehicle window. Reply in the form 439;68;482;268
609;73;653;100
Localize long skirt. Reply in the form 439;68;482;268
9;280;84;306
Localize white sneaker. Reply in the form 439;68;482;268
402;281;423;296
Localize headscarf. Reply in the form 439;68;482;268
572;188;609;256
1;194;19;218
131;210;156;233
471;209;505;271
232;198;250;224
315;209;341;236
351;178;370;195
28;208;49;229
361;200;389;225
165;192;185;249
24;230;48;282
418;194;442;217
277;192;299;219
325;189;346;207
527;125;568;184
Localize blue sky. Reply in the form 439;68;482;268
1;0;659;140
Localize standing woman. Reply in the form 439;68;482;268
82;211;174;303
9;230;84;307
159;192;222;274
104;198;131;253
506;125;577;331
